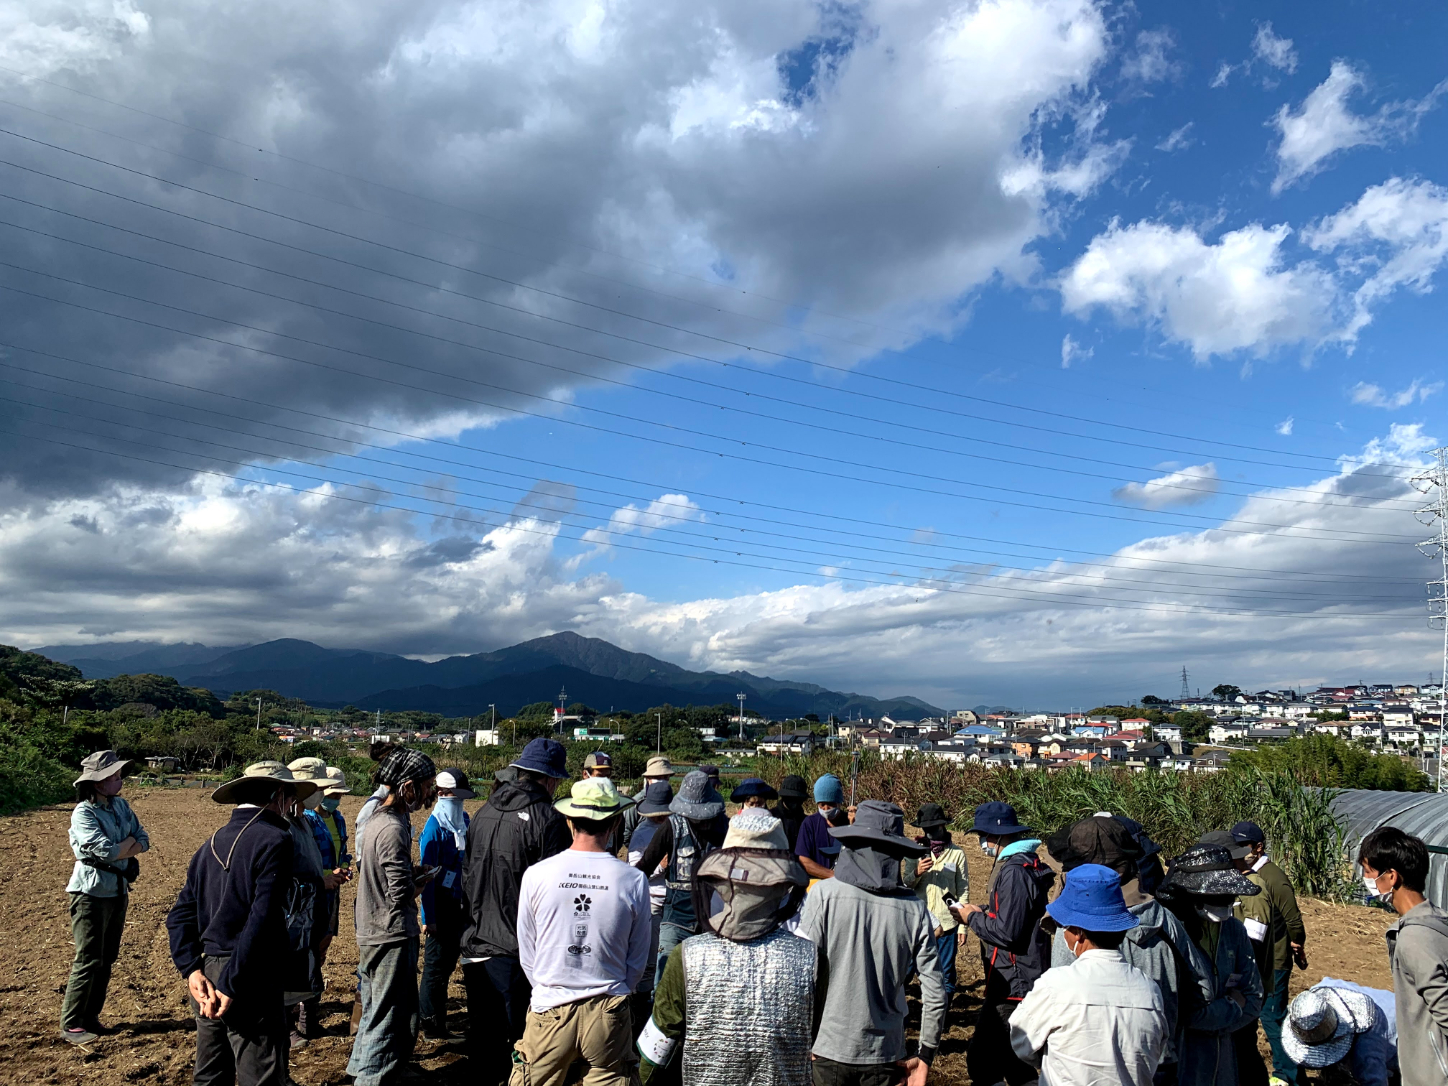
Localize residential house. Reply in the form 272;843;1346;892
950;709;981;727
1208;721;1250;744
1247;726;1296;743
1191;750;1234;773
1351;721;1385;743
757;731;817;757
1383;707;1416;728
1387;726;1422;747
1154;724;1183;743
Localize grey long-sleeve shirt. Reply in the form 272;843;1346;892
798;876;946;1065
354;805;419;946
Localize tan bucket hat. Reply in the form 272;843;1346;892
642;755;674;779
287;756;332;785
73;749;130;786
321;766;350;795
212;760;319;805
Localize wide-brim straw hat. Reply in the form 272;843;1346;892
1281;986;1376;1067
74;749;130;786
555;777;635;821
213;760;319;805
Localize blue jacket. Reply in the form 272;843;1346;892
419;810;468;927
303;807;349;869
67;796;149;898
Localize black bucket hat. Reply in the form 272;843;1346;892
778;775;809;800
1163;843;1262;897
914;803;951;829
1046;816;1142;876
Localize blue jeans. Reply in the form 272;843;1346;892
1261;967;1296;1084
935;928;958;1000
347;939;420;1086
655;921;692;990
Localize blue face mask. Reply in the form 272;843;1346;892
321;795;341;812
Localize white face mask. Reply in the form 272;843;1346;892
1363;874;1392;903
1195;903;1234;924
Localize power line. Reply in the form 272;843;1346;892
0;338;1409;586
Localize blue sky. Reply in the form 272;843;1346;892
0;0;1445;707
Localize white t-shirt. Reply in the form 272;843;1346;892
516;848;652;1011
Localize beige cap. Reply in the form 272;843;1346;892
642;755;674;778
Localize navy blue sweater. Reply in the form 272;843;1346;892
166;807;294;1005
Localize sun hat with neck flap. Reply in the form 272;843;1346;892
695;810;808;941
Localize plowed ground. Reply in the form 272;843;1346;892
0;789;1397;1086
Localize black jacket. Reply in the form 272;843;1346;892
459;777;570;959
166;807;294;1009
966;848;1056;1000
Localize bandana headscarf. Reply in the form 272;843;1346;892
376;747;436;790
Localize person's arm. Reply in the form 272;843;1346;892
913;903;946;1062
794;819;833;881
636;820;673;875
799;855;834;880
165;852;204;979
1345;1008;1392;1086
1162;910;1217;1012
1191;925;1262;1033
216;835;292;1000
71;802;124;862
964;865;1032;951
624;876;653;993
1402;927;1448;1035
811;946;829;1042
516;870;538;985
902;854;926;890
125;800;151;853
380;818;418;911
638;943;687;1085
540;808;572;861
952;848;969;903
418;817;441;929
1274;869;1306;949
1007;981;1053;1068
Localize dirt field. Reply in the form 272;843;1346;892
0;788;1398;1086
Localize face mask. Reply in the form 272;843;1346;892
96;775;123;798
1363;874;1392;903
302;790;324;810
1195;903;1233;924
321;796;341;812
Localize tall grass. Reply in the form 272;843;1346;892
750;753;1355;900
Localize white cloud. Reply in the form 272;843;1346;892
1060;333;1092;368
1304;178;1448;338
0;0;149;78
1271;62;1448;192
1276;417;1294;436
580;494;703;552
1121;28;1180;84
1210;62;1233;89
1349;379;1443;410
1156;122;1195;152
1111;463;1220;509
1059;219;1334;358
1251;23;1297;74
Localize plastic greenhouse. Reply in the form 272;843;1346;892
1331;788;1448;904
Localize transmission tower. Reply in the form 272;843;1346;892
1410;447;1448;792
1179;667;1191;703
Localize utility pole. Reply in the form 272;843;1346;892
736;692;747;742
656;712;662;753
557;686;568;735
255;696;263;730
1411;446;1448;791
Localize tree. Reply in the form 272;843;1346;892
1171;710;1213;743
1211;684;1242;703
1141;695;1167;706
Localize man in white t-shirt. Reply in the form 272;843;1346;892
512;777;651;1086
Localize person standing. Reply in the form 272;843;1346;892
772;775;809;857
633;769;727;987
61;750;150;1045
419;767;475;1039
278;759;338;1049
1008;864;1168;1086
460;738;571;1086
1231;821;1308;1086
621;756;673;853
347;747;438;1086
1357;826;1448;1086
730;778;778;809
166;762;308;1086
795;774;846;881
1156;841;1265;1086
626;779;674;1015
951;801;1054;1086
799;799;946;1086
902;804;968;1008
638;809;817;1086
511;777;651;1086
301;764;352;1019
1045;815;1215;1084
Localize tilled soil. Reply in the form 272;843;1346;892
0;789;1399;1086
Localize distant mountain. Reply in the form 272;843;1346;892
36;641;245;680
35;630;943;720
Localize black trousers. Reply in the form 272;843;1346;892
192;957;288;1086
419;893;465;1025
60;891;127;1029
463;956;531;1086
966;969;1037;1086
811;1056;906;1086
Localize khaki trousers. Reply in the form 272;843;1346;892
509;993;634;1086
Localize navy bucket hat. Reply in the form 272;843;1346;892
510;737;568;778
971;801;1031;837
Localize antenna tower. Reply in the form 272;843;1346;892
1410;447;1448;792
1179;667;1191;702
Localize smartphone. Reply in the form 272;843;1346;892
941;891;959;909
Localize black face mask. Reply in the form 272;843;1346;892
825;807;849;827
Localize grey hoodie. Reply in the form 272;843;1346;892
1052;883;1214;1064
1386;900;1448;1086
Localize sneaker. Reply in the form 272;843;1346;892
289;1029;309;1051
62;1027;98;1045
421;1018;454;1041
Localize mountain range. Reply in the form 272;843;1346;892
33;631;945;721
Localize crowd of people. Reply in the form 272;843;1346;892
57;742;1448;1086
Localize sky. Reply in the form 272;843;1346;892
0;0;1446;709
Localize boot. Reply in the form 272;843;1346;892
297;998;319;1039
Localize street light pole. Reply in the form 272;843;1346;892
255;697;262;730
656;712;662;753
736;692;747;742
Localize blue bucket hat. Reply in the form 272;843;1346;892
510;737;567;779
731;777;778;802
971;801;1030;837
1047;863;1141;933
637;779;674;815
813;774;844;804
